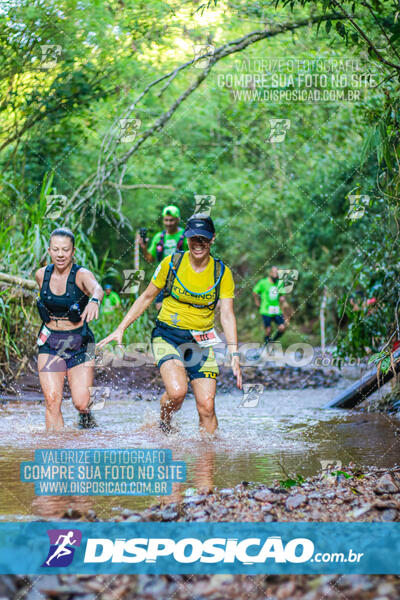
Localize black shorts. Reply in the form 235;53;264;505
37;323;95;371
151;320;219;381
262;314;285;327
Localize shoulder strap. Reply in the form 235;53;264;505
164;251;185;298
41;265;54;295
211;256;225;308
156;231;166;261
66;264;80;298
177;232;185;251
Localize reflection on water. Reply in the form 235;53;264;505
0;386;399;520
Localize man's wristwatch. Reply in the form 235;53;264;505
232;352;240;357
89;297;100;304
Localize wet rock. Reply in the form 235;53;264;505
263;514;274;522
137;575;167;596
380;509;397;521
308;492;322;500
26;589;44;600
351;504;372;518
121;508;134;517
261;503;273;512
325;491;336;499
36;575;86;595
145;512;162;522
63;508;82;519
182;495;205;505
125;513;143;522
374;500;398;509
207;574;235;587
377;582;396;595
285;494;307;510
192;509;208;520
86;509;97;521
253;489;274;503
85;580;109;592
0;575;16;597
338;574;374;590
160;508;178;521
276;581;296;599
376;474;398;494
219;488;234;497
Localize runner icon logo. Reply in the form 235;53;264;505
121;269;145;294
42;529;82;567
194;194;216;217
240;383;264;408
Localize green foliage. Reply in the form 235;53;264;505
1;0;400;369
279;474;305;488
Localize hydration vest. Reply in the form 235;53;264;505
37;264;89;323
163;251;225;310
156;231;185;262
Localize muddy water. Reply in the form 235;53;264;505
0;384;399;520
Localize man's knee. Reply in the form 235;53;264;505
278;324;285;332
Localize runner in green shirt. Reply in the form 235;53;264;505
139;205;188;309
102;284;121;314
253;266;288;344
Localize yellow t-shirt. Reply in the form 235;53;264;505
152;251;235;331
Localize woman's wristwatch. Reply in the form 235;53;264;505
89;297;100;304
231;352;240;357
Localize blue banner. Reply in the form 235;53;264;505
0;522;398;574
20;449;186;496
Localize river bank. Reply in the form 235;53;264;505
8;572;400;600
9;464;400;600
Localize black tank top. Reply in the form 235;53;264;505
40;264;89;318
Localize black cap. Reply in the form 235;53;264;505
184;216;215;240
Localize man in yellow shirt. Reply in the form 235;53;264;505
99;215;242;434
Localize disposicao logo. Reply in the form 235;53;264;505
42;529;82;567
83;536;315;564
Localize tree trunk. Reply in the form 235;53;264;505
0;272;37;290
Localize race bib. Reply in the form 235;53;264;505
37;325;51;347
268;305;280;315
190;327;222;347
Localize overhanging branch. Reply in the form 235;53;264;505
70;12;350;214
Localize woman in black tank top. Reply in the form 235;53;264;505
35;228;104;431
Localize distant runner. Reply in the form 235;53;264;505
138;205;188;309
35;227;103;431
253;266;288;344
99;215;242;435
101;284;121;314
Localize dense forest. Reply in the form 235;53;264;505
1;0;399;374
